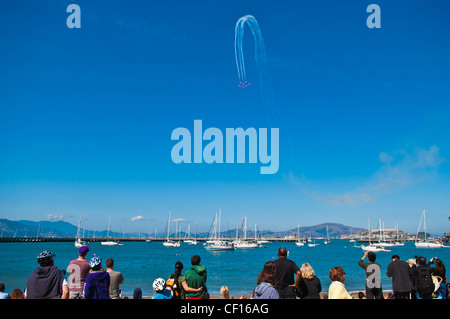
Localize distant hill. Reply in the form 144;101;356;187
0;219;365;239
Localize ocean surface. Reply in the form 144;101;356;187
0;240;449;297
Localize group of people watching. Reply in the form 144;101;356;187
0;246;447;299
251;247;448;300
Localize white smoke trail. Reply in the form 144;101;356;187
234;14;294;156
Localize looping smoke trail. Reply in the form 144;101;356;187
234;14;294;155
234;15;267;88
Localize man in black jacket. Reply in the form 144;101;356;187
386;255;413;299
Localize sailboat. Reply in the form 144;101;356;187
393;223;404;246
234;216;259;249
375;220;395;247
204;210;235;251
324;225;330;245
74;214;87;248
163;211;181;247
295;224;304;246
415;210;443;249
361;219;390;252
101;217;119;246
183;225;198;245
308;239;318;247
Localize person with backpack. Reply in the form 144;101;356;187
412;256;435;299
166;261;203;299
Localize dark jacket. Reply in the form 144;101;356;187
26;266;65;299
386;259;413;293
84;271;110;299
298;276;322;299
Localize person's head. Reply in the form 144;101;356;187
174;261;183;275
10;288;24;299
257;261;277;285
435;258;446;273
220;285;230;298
191;255;201;266
277;247;287;258
37;250;55;267
391;255;400;261
368;252;376;262
407;259;416;267
329;266;345;283
133;287;142;299
153;278;165;293
300;263;315;280
417;256;427;266
105;258;114;269
358;291;365;299
89;256;102;271
0;282;5;292
78;246;90;258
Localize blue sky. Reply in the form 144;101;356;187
0;0;449;235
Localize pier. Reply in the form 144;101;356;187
0;237;311;243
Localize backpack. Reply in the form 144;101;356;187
416;267;434;296
165;277;180;299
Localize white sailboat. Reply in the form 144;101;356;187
204;210;235;251
307;232;318;247
163;211;181;247
183;224;198;245
393;223;404;246
101;217;119;246
74;214;87;248
361;219;390;252
415;210;443;249
234;216;260;249
375;220;395;247
324;225;330;245
308;239;318;247
295;224;304;246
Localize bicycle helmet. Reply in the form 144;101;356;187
37;250;55;260
89;256;102;268
153;278;165;292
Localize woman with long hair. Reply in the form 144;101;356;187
253;261;279;299
168;261;203;299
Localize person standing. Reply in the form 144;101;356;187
105;258;124;299
358;251;383;299
184;255;208;299
412;256;435;299
386;255;413;299
67;246;91;299
272;247;301;299
298;263;321;299
84;256;110;299
25;250;69;299
253;261;279;299
328;266;352;299
168;261;203;299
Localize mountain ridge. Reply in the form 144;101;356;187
0;218;365;239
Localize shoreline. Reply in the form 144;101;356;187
137;290;394;299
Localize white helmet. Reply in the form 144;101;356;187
153;278;165;292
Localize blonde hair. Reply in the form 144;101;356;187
220;285;229;296
301;263;315;280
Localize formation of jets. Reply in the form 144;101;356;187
238;80;250;88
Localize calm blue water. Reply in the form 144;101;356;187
0;240;448;297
